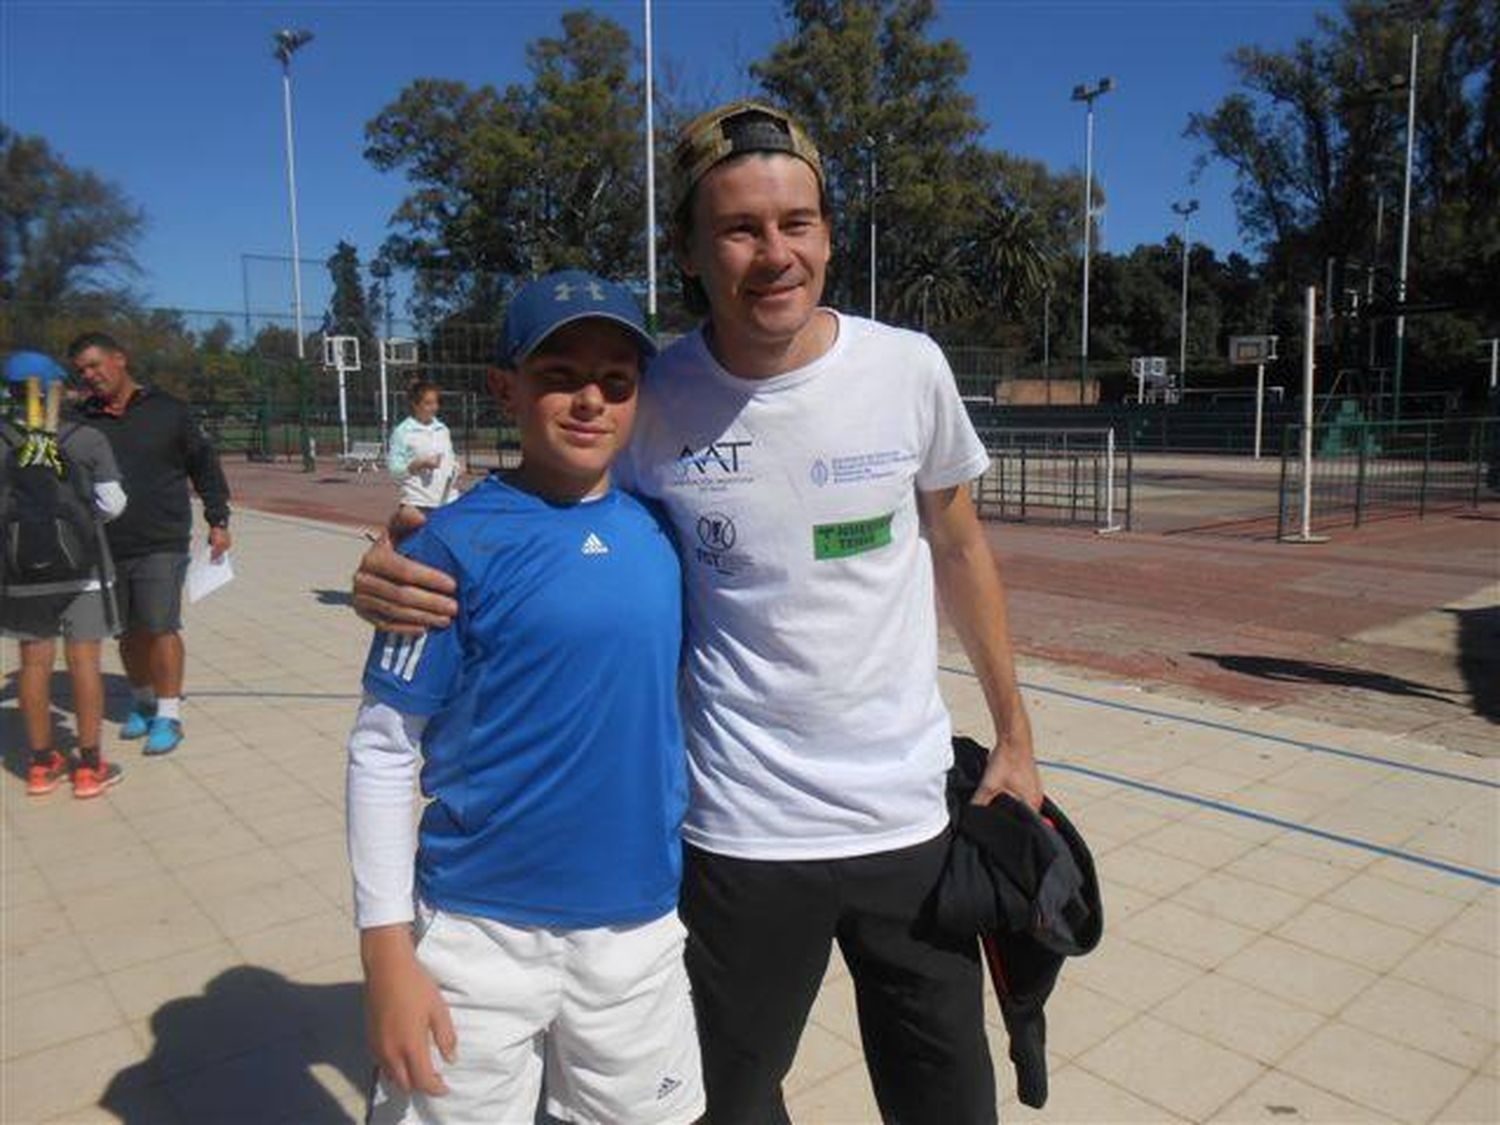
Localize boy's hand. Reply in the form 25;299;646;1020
351;529;458;636
361;925;457;1097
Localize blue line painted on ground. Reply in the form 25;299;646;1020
1044;760;1500;888
937;664;1498;790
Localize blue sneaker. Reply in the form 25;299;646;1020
143;717;183;756
121;704;156;739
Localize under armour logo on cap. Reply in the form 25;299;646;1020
553;280;606;303
499;269;656;367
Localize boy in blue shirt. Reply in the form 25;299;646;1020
347;272;701;1124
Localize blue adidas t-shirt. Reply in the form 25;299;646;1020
362;475;687;928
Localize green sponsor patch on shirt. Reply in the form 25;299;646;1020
813;513;894;560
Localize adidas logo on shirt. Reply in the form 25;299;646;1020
378;633;427;682
581;532;609;556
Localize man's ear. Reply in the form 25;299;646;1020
672;228;698;280
487;367;515;415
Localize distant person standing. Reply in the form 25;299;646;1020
387;380;459;519
68;332;231;756
2;351;129;798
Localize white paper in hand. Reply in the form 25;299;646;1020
186;548;234;603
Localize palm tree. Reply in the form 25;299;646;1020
971;198;1053;315
888;246;977;332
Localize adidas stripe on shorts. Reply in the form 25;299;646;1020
367;905;704;1125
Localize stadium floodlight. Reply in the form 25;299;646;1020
1071;77;1114;399
272;29;315;359
273;28;313;64
1171;199;1200;401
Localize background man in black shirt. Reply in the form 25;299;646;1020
68;332;231;755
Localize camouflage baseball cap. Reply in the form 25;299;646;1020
672;100;824;209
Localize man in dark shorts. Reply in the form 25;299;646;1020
68;332;232;755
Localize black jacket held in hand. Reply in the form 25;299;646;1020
935;736;1104;1109
78;387;230;560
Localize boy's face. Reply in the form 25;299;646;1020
493;319;642;498
680;153;830;351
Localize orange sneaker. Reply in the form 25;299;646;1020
26;751;68;796
72;761;123;800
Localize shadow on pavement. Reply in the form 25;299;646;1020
313;588;356;607
1188;652;1459;706
1449;604;1500;723
101;966;370;1124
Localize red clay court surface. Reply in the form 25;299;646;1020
224;456;1499;758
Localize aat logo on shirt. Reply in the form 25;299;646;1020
671;440;753;492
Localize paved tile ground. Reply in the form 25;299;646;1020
2;507;1497;1124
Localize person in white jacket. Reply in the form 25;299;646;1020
387;380;459;516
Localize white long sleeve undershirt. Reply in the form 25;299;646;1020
346;694;427;929
94;480;127;520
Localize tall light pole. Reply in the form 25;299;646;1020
865;135;878;319
273;29;313;361
643;0;658;332
1171;198;1199;403
1042;280;1051;394
1072;77;1114;402
1393;29;1418;424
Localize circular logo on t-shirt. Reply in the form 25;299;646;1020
696;512;737;550
810;459;829;487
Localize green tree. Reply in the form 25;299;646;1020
364;10;644;325
0;125;145;313
324;240;374;340
1188;0;1498;394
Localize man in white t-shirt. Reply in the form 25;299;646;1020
354;101;1042;1124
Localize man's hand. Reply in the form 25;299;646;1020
361;926;456;1097
390;505;428;540
208;526;231;561
351;534;458;636
970;723;1044;811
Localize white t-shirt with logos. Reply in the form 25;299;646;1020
619;312;990;860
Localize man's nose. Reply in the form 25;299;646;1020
759;226;793;268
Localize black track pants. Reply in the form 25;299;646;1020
681;832;996;1125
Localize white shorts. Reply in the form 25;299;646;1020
368;905;704;1125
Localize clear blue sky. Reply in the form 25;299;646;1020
2;0;1338;322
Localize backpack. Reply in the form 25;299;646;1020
0;422;100;590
